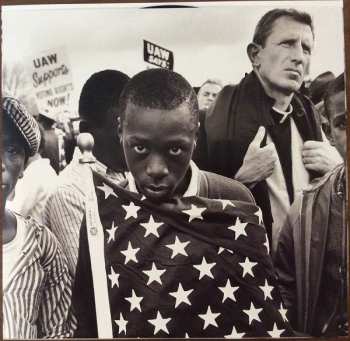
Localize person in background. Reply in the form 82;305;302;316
2;97;76;338
308;71;336;141
37;112;60;173
6;123;57;225
193;79;223;171
43;69;130;276
197;78;223;112
203;8;342;252
274;73;348;336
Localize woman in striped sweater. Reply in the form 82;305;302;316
2;97;76;338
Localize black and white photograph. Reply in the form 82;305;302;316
1;0;348;338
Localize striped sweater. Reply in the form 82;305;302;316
3;215;76;338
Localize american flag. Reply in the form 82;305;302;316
88;171;292;338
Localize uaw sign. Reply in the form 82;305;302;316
143;40;174;70
29;47;74;120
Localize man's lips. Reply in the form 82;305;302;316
142;184;170;197
285;68;302;76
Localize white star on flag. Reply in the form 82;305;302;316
224;326;246;338
122;202;141;220
218;247;233;255
121;241;140;264
279;302;288;321
106;221;118;243
182;204;206;222
114;312;128;335
166;236;190;259
108;266;120;288
198;306;220;330
228;217;248;240
140;215;163;238
148;311;171;335
259;279;274;300
219;199;236;210
239;257;257;278
264;234;270;254
97;183;118;200
193;257;215;279
268;323;284;337
243;302;263;325
218;279;239;303
125;289;143;312
143;262;166;285
169;283;193;308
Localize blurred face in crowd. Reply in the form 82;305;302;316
328;90;347;160
81;113;126;172
120;102;197;201
253;16;314;96
2;129;25;203
197;83;222;111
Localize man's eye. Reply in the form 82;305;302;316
133;145;148;154
302;46;311;55
281;41;293;47
169;147;182;156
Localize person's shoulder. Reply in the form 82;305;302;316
201;170;255;203
55;161;87;193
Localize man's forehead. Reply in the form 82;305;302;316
201;83;221;92
124;102;195;125
269;16;314;39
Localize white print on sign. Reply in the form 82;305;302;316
143;40;174;70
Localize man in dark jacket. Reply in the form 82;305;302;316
274;73;347;336
203;8;342;251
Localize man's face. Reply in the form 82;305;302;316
2;130;26;202
328;90;347;160
255;16;314;96
197;83;222;111
121;103;197;201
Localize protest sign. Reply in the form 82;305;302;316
143;40;174;70
28;47;74;120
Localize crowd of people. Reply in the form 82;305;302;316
2;7;348;339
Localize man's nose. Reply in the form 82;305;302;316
291;42;306;64
146;154;169;180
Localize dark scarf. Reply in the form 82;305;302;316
205;71;323;241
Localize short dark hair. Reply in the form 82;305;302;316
119;68;199;129
324;73;345;120
253;8;314;47
309;71;335;105
78;69;129;127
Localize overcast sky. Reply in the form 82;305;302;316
2;1;345;115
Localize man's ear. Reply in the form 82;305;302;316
116;116;123;143
247;42;262;67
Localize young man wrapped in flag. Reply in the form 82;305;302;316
72;68;293;338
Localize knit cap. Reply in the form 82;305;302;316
3;97;41;156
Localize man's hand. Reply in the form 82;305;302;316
235;126;277;185
302;140;343;174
